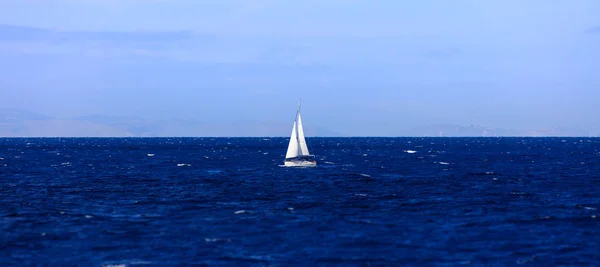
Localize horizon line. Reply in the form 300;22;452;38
1;136;598;138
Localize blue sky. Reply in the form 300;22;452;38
0;0;599;135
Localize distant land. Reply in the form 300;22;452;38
0;108;597;137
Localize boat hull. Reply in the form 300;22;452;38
284;160;317;167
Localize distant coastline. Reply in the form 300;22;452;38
1;109;598;138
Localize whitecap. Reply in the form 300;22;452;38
177;163;191;167
404;150;417;154
439;162;450;165
358;173;371;177
234;210;248;214
147;154;155;157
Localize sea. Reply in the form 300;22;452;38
1;137;599;266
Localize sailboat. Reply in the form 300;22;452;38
284;100;317;167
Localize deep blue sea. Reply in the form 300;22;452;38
1;137;600;266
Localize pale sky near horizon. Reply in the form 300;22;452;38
0;0;599;135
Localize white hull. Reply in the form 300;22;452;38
284;160;317;167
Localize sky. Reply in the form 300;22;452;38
0;0;599;135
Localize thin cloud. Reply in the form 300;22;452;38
0;24;212;59
0;24;197;43
422;47;463;59
584;25;600;34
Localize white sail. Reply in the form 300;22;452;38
296;113;310;156
283;99;316;167
285;122;299;158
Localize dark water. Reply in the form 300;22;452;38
1;137;600;266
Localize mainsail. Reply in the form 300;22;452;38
296;113;310;156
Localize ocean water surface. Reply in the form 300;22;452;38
1;137;600;266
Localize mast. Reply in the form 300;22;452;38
295;99;300;149
295;98;310;156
